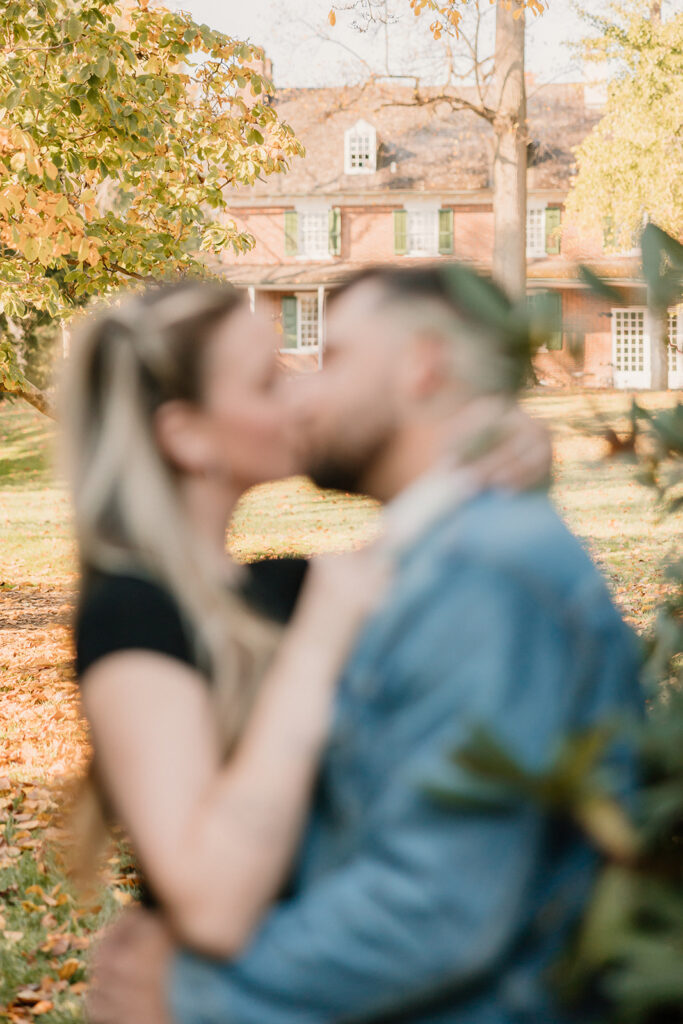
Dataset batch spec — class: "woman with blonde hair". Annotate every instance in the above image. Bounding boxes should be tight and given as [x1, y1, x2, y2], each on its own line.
[65, 279, 386, 955]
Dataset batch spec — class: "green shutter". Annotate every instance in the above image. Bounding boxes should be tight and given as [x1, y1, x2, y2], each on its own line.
[329, 207, 341, 256]
[281, 296, 298, 349]
[528, 291, 562, 351]
[545, 207, 561, 255]
[545, 291, 562, 349]
[394, 209, 407, 255]
[284, 211, 299, 256]
[438, 208, 454, 255]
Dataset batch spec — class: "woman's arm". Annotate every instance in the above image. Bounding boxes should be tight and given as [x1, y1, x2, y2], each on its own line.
[82, 552, 386, 958]
[451, 397, 553, 492]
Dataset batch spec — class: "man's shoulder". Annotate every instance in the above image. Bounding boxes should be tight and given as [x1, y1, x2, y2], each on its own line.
[456, 489, 581, 564]
[420, 489, 616, 622]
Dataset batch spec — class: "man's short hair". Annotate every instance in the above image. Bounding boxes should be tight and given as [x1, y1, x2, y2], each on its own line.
[329, 264, 533, 395]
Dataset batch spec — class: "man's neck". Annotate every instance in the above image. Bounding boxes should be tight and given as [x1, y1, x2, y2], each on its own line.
[362, 415, 461, 505]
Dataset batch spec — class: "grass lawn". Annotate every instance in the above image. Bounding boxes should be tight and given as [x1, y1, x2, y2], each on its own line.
[0, 390, 677, 1021]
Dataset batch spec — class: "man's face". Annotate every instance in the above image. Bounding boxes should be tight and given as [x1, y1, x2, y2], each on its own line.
[290, 280, 406, 496]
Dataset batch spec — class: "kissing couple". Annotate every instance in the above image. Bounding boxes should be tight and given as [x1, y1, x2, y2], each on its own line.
[64, 264, 642, 1024]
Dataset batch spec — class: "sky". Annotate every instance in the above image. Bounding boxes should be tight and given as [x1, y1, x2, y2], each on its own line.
[166, 0, 628, 88]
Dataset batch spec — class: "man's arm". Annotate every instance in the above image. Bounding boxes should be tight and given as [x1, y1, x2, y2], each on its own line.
[170, 562, 584, 1024]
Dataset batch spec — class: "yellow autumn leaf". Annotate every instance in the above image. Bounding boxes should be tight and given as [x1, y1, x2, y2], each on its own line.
[25, 153, 41, 176]
[328, 9, 336, 26]
[32, 1001, 54, 1015]
[58, 958, 81, 981]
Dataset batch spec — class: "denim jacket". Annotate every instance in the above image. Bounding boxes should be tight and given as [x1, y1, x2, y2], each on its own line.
[171, 489, 643, 1024]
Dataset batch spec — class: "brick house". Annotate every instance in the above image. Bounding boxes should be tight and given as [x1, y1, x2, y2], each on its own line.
[219, 79, 683, 389]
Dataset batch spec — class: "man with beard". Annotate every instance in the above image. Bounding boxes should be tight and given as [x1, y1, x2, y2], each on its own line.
[87, 265, 642, 1024]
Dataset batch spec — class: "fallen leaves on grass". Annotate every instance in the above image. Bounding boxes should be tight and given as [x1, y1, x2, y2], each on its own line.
[0, 585, 131, 1022]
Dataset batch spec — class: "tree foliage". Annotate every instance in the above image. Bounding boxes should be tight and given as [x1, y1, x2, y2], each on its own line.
[566, 1, 683, 252]
[0, 0, 303, 405]
[395, 0, 546, 40]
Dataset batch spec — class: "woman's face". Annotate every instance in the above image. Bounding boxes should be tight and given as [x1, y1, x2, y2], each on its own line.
[196, 304, 303, 492]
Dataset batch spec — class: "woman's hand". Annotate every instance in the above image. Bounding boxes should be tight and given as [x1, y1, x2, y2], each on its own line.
[292, 549, 390, 665]
[450, 397, 552, 492]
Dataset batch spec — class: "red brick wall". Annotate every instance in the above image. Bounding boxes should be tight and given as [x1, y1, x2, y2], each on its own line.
[532, 287, 647, 388]
[345, 206, 396, 262]
[222, 203, 651, 389]
[222, 203, 498, 266]
[223, 202, 589, 269]
[222, 209, 291, 265]
[253, 289, 282, 322]
[453, 205, 494, 263]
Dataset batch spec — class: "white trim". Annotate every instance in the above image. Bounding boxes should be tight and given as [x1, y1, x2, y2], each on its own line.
[526, 202, 547, 258]
[668, 306, 683, 389]
[403, 198, 442, 213]
[296, 292, 320, 351]
[294, 199, 330, 212]
[296, 206, 332, 260]
[344, 119, 377, 175]
[612, 307, 651, 389]
[317, 285, 325, 369]
[403, 200, 441, 258]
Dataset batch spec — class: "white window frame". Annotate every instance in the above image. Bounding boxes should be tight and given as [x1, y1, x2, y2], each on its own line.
[296, 203, 331, 260]
[404, 201, 440, 258]
[526, 202, 547, 258]
[344, 119, 377, 175]
[668, 306, 683, 389]
[296, 292, 320, 351]
[612, 307, 651, 389]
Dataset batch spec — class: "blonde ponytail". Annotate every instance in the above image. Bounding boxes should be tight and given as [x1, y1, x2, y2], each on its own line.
[61, 282, 282, 879]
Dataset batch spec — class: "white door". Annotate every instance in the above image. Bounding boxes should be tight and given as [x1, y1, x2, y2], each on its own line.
[668, 307, 683, 389]
[612, 308, 651, 389]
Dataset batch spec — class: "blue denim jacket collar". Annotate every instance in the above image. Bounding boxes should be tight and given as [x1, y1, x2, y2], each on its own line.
[379, 465, 480, 561]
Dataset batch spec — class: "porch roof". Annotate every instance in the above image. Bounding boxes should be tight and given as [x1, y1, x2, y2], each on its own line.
[215, 256, 645, 291]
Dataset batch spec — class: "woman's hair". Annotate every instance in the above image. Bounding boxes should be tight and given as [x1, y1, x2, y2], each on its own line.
[61, 280, 282, 876]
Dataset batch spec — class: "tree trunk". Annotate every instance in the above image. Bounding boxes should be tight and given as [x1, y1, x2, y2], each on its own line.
[491, 0, 527, 300]
[649, 306, 669, 390]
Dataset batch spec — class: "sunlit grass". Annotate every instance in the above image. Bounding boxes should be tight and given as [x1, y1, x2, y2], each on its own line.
[0, 391, 677, 624]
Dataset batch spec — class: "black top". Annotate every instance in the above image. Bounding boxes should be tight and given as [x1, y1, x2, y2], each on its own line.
[75, 557, 308, 908]
[75, 557, 309, 681]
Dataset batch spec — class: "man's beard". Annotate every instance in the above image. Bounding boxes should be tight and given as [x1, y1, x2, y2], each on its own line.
[305, 430, 393, 497]
[307, 456, 366, 496]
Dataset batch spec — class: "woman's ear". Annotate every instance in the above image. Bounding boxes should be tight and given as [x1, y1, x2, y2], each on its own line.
[154, 401, 213, 474]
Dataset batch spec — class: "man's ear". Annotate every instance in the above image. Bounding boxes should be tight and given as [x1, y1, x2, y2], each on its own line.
[154, 401, 212, 474]
[401, 333, 451, 403]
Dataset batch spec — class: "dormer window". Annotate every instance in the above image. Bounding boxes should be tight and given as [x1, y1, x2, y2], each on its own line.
[344, 119, 377, 175]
